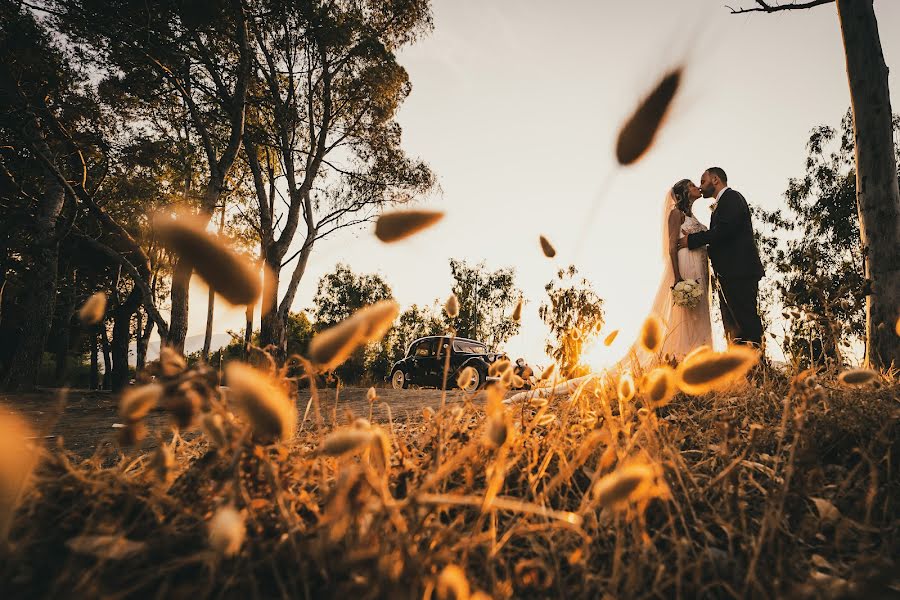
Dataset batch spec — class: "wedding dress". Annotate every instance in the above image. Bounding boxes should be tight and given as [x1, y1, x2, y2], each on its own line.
[625, 190, 713, 370]
[505, 191, 715, 405]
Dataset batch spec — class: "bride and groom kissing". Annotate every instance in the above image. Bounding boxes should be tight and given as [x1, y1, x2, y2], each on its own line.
[641, 166, 765, 363]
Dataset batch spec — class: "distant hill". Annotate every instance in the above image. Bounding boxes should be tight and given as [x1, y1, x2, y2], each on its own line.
[128, 333, 233, 365]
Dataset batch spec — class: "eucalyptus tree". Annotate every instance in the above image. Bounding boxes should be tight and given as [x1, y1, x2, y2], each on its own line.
[241, 0, 435, 352]
[731, 0, 899, 367]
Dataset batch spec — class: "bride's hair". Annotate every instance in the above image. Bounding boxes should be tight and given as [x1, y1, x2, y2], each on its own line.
[671, 179, 693, 216]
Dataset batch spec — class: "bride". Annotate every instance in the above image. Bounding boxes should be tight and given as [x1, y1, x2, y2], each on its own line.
[627, 178, 713, 368]
[506, 179, 715, 403]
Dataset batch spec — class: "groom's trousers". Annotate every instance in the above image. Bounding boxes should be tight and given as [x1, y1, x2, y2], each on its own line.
[717, 276, 763, 346]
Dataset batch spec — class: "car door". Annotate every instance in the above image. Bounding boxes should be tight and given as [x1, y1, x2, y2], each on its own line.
[430, 337, 452, 385]
[408, 339, 435, 386]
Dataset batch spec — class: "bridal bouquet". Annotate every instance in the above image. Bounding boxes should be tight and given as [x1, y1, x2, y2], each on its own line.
[672, 279, 702, 308]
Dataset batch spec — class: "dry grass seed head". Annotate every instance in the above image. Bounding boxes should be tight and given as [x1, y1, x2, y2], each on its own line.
[367, 386, 377, 402]
[150, 443, 175, 483]
[208, 505, 246, 557]
[436, 564, 470, 600]
[640, 315, 664, 353]
[456, 366, 476, 389]
[604, 330, 619, 346]
[615, 67, 682, 165]
[0, 411, 38, 539]
[201, 413, 228, 449]
[489, 359, 510, 377]
[592, 463, 655, 509]
[119, 384, 163, 422]
[643, 366, 676, 408]
[308, 316, 366, 372]
[675, 346, 759, 395]
[78, 292, 107, 325]
[225, 362, 296, 443]
[539, 235, 556, 258]
[618, 372, 636, 402]
[154, 212, 261, 305]
[486, 415, 508, 448]
[159, 347, 187, 378]
[444, 293, 459, 319]
[540, 363, 556, 380]
[320, 428, 375, 457]
[837, 368, 880, 386]
[374, 209, 444, 243]
[353, 300, 400, 343]
[512, 298, 523, 322]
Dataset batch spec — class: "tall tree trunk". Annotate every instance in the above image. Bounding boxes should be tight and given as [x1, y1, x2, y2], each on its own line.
[243, 302, 254, 358]
[100, 323, 112, 390]
[258, 254, 284, 352]
[837, 0, 900, 368]
[3, 166, 64, 391]
[111, 288, 141, 392]
[136, 310, 154, 371]
[202, 286, 215, 361]
[54, 269, 76, 384]
[167, 258, 192, 353]
[90, 330, 99, 390]
[202, 206, 226, 361]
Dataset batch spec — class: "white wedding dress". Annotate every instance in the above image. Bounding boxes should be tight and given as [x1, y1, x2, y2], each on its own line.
[624, 191, 713, 370]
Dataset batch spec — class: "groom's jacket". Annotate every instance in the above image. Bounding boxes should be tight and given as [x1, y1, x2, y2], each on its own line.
[687, 188, 764, 280]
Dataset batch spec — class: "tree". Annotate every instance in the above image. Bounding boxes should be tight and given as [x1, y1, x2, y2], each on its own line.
[731, 0, 900, 367]
[50, 0, 252, 353]
[241, 0, 436, 352]
[755, 112, 899, 368]
[311, 263, 393, 382]
[539, 265, 605, 379]
[446, 259, 521, 350]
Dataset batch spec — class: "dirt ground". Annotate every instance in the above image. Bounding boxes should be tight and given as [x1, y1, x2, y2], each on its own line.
[0, 386, 499, 457]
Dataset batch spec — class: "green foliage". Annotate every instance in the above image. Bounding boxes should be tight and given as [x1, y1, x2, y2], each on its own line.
[445, 259, 521, 350]
[383, 303, 445, 363]
[312, 263, 394, 383]
[755, 111, 900, 368]
[539, 265, 605, 379]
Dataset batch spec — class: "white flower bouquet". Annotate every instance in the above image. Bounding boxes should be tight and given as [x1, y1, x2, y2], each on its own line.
[672, 278, 703, 308]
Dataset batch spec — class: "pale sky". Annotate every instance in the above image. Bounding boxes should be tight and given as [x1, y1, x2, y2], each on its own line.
[176, 0, 900, 369]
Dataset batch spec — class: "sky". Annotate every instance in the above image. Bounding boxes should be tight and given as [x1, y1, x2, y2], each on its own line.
[176, 0, 900, 369]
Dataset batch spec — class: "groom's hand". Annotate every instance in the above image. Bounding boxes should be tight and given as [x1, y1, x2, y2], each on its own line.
[677, 235, 689, 250]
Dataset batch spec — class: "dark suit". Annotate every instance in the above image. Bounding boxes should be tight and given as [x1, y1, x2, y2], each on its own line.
[687, 188, 764, 346]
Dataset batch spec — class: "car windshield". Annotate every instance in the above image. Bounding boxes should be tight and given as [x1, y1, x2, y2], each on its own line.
[453, 340, 487, 354]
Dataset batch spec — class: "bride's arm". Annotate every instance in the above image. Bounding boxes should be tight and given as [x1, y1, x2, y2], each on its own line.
[667, 209, 684, 284]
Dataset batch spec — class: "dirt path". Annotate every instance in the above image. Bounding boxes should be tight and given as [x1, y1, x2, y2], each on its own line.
[0, 386, 499, 457]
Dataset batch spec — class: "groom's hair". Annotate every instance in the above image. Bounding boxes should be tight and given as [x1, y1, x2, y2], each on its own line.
[706, 167, 728, 184]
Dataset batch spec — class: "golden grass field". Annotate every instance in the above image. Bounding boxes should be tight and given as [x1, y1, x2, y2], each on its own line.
[0, 346, 897, 599]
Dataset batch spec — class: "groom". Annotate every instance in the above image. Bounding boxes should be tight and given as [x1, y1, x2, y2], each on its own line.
[678, 167, 765, 346]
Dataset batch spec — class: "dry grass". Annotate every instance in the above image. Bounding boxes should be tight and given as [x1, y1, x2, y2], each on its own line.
[0, 359, 897, 599]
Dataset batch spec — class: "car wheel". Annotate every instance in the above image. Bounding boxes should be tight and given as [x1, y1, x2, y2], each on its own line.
[391, 369, 407, 390]
[459, 367, 483, 393]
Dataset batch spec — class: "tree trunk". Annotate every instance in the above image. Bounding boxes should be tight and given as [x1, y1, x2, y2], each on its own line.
[111, 288, 141, 392]
[167, 257, 192, 353]
[243, 302, 254, 358]
[136, 309, 154, 371]
[100, 323, 112, 390]
[837, 0, 900, 368]
[201, 206, 226, 362]
[90, 330, 99, 390]
[3, 166, 64, 391]
[258, 255, 284, 352]
[53, 267, 76, 384]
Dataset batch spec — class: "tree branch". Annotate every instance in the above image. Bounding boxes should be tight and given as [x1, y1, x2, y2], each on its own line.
[726, 0, 834, 14]
[74, 234, 170, 338]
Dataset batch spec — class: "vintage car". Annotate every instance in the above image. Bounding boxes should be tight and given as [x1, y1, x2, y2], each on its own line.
[389, 336, 507, 392]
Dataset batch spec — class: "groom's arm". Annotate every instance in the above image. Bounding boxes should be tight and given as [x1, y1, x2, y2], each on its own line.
[687, 192, 743, 249]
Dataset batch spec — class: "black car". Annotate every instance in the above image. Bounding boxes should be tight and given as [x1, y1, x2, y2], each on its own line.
[389, 336, 506, 391]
